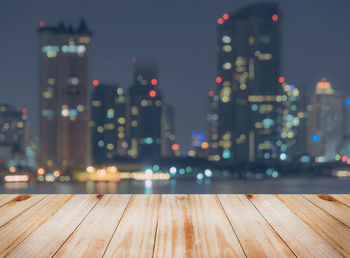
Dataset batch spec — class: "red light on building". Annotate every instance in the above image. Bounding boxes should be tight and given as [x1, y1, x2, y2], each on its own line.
[39, 21, 45, 27]
[272, 14, 279, 21]
[216, 76, 223, 83]
[131, 57, 137, 63]
[217, 18, 224, 25]
[278, 76, 285, 83]
[151, 78, 158, 86]
[93, 80, 100, 87]
[223, 13, 229, 20]
[149, 90, 157, 98]
[209, 91, 215, 97]
[341, 155, 348, 162]
[171, 144, 180, 151]
[21, 108, 28, 114]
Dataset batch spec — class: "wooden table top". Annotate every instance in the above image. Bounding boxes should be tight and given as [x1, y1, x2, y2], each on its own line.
[0, 194, 349, 257]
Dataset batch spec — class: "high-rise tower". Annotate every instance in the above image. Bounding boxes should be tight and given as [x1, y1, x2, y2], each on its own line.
[127, 60, 162, 161]
[216, 3, 282, 162]
[38, 20, 91, 170]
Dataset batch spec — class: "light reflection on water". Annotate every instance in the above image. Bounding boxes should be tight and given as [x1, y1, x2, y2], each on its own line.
[0, 177, 350, 194]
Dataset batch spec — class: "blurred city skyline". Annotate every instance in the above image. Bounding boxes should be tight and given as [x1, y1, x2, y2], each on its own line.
[1, 0, 350, 151]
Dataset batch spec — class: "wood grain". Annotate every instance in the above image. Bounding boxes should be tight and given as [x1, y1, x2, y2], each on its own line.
[330, 194, 350, 207]
[277, 194, 350, 257]
[188, 195, 245, 258]
[0, 194, 73, 257]
[0, 194, 349, 258]
[153, 195, 195, 258]
[0, 195, 20, 207]
[6, 195, 101, 258]
[0, 194, 46, 228]
[103, 195, 161, 258]
[54, 194, 131, 258]
[218, 194, 294, 257]
[303, 194, 350, 227]
[248, 194, 342, 257]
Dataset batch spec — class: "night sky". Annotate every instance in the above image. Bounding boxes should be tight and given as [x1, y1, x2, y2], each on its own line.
[1, 0, 349, 151]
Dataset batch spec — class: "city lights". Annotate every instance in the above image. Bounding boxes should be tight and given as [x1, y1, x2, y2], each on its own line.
[197, 173, 204, 180]
[169, 166, 177, 175]
[93, 80, 100, 86]
[278, 76, 285, 83]
[312, 134, 320, 142]
[222, 13, 229, 20]
[149, 90, 157, 98]
[2, 3, 349, 195]
[151, 78, 158, 86]
[171, 144, 180, 151]
[204, 169, 213, 177]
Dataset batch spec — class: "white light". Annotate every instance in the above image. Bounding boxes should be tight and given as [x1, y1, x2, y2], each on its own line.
[169, 166, 177, 175]
[197, 173, 204, 180]
[145, 179, 152, 188]
[280, 153, 287, 161]
[145, 169, 153, 179]
[87, 166, 95, 173]
[204, 169, 213, 177]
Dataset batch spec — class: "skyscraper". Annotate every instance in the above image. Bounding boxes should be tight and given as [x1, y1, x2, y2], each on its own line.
[91, 83, 128, 164]
[127, 60, 162, 160]
[306, 78, 344, 161]
[0, 104, 30, 168]
[38, 20, 91, 170]
[215, 3, 282, 162]
[207, 91, 220, 161]
[161, 104, 175, 158]
[0, 104, 29, 150]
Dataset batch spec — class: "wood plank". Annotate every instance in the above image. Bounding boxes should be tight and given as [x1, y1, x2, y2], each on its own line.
[6, 194, 101, 258]
[0, 194, 73, 257]
[330, 194, 350, 207]
[188, 195, 245, 258]
[248, 194, 342, 258]
[0, 194, 46, 227]
[54, 194, 131, 258]
[153, 195, 195, 258]
[103, 195, 161, 258]
[277, 194, 350, 257]
[218, 194, 294, 257]
[0, 195, 20, 207]
[303, 194, 350, 227]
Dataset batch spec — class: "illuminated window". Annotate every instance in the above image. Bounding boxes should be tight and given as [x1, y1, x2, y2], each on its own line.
[222, 35, 231, 44]
[118, 117, 125, 124]
[222, 45, 232, 52]
[131, 120, 138, 127]
[47, 78, 55, 85]
[92, 100, 101, 107]
[107, 109, 114, 119]
[222, 62, 232, 70]
[131, 106, 139, 115]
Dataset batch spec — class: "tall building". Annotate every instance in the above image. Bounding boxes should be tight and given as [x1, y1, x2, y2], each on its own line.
[0, 104, 30, 168]
[278, 82, 307, 160]
[207, 91, 220, 161]
[38, 20, 92, 170]
[161, 104, 175, 158]
[127, 60, 162, 161]
[0, 104, 29, 149]
[215, 3, 282, 162]
[306, 78, 344, 161]
[91, 83, 128, 164]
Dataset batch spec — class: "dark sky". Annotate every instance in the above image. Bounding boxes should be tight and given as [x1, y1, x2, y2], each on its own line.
[1, 0, 349, 151]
